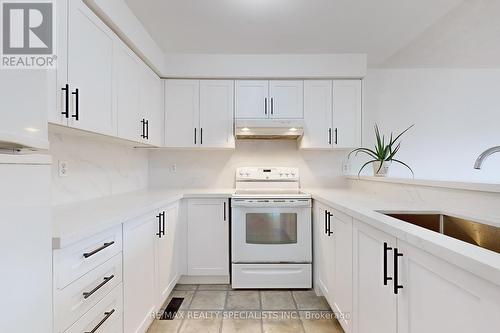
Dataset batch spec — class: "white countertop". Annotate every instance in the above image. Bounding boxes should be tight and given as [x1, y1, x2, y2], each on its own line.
[307, 188, 500, 287]
[52, 188, 234, 249]
[52, 187, 500, 286]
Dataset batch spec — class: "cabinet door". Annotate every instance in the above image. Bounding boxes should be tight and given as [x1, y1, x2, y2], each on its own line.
[313, 202, 332, 299]
[187, 199, 229, 276]
[114, 40, 142, 143]
[235, 80, 269, 119]
[157, 204, 179, 306]
[352, 220, 397, 333]
[140, 65, 163, 146]
[123, 214, 157, 333]
[332, 80, 362, 148]
[300, 80, 333, 149]
[269, 80, 304, 119]
[199, 80, 235, 148]
[165, 80, 200, 147]
[67, 0, 115, 135]
[330, 210, 353, 333]
[397, 240, 500, 333]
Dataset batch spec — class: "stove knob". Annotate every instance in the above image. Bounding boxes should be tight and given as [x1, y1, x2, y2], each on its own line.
[285, 173, 289, 177]
[239, 171, 243, 176]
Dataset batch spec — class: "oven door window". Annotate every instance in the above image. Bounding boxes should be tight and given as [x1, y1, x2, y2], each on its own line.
[246, 213, 298, 244]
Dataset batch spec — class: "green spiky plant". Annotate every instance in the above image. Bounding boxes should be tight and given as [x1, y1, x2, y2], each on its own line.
[349, 124, 415, 177]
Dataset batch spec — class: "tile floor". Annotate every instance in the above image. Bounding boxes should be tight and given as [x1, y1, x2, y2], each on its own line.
[147, 284, 345, 333]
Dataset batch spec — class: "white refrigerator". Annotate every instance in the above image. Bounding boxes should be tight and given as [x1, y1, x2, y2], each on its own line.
[0, 70, 52, 333]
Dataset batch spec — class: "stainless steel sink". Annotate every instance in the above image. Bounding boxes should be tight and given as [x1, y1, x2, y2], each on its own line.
[380, 212, 500, 254]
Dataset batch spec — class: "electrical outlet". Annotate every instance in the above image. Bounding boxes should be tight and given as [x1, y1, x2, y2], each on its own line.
[342, 159, 351, 175]
[58, 161, 68, 177]
[170, 164, 177, 173]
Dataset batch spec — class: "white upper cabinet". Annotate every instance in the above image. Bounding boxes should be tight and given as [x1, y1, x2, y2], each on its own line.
[199, 80, 235, 148]
[235, 80, 304, 119]
[139, 64, 164, 146]
[187, 199, 229, 277]
[332, 80, 362, 148]
[165, 80, 235, 148]
[114, 41, 141, 143]
[300, 79, 362, 149]
[352, 220, 397, 333]
[235, 80, 269, 119]
[300, 80, 333, 149]
[165, 80, 200, 148]
[396, 240, 500, 333]
[66, 0, 115, 135]
[269, 80, 304, 119]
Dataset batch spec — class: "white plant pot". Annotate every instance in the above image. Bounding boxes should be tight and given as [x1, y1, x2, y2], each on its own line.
[373, 161, 391, 177]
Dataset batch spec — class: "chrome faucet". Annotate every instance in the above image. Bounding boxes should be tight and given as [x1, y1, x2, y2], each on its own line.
[474, 146, 500, 169]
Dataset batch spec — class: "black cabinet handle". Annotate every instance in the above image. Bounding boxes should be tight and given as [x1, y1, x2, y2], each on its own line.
[71, 88, 79, 121]
[61, 84, 69, 118]
[271, 97, 274, 115]
[334, 128, 338, 145]
[223, 202, 227, 221]
[162, 211, 166, 236]
[145, 120, 149, 140]
[383, 242, 393, 286]
[393, 248, 404, 294]
[324, 210, 328, 234]
[83, 275, 115, 300]
[194, 128, 197, 144]
[83, 241, 115, 259]
[200, 128, 203, 145]
[328, 128, 332, 145]
[327, 211, 334, 236]
[84, 309, 115, 333]
[156, 212, 163, 238]
[140, 119, 146, 139]
[265, 98, 268, 115]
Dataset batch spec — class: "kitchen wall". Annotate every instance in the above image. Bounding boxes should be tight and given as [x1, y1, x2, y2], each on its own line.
[149, 140, 348, 189]
[361, 68, 500, 183]
[49, 131, 149, 205]
[360, 0, 500, 184]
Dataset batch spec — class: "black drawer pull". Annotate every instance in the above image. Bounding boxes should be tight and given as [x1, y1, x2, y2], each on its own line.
[85, 309, 115, 333]
[83, 275, 115, 300]
[393, 248, 404, 294]
[83, 241, 115, 259]
[71, 88, 79, 121]
[383, 242, 393, 285]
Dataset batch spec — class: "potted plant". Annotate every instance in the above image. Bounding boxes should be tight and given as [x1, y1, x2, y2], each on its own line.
[349, 124, 414, 177]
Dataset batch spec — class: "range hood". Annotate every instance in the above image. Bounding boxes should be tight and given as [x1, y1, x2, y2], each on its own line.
[235, 120, 304, 140]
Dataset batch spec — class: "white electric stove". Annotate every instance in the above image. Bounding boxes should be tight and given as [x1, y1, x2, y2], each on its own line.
[231, 167, 312, 289]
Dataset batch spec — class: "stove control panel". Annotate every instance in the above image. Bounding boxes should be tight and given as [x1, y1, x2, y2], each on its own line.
[236, 167, 299, 181]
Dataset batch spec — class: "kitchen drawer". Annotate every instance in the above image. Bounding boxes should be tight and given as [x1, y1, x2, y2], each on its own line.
[232, 263, 312, 289]
[55, 254, 122, 332]
[63, 284, 123, 333]
[54, 225, 122, 289]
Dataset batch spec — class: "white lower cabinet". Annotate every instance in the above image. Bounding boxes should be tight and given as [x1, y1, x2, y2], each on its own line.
[352, 220, 397, 333]
[123, 213, 157, 333]
[187, 198, 229, 276]
[313, 201, 333, 299]
[396, 240, 500, 333]
[64, 284, 123, 333]
[330, 210, 353, 333]
[156, 203, 180, 306]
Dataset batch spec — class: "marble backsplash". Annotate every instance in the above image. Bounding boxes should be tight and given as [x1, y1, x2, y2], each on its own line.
[149, 140, 350, 189]
[49, 132, 149, 205]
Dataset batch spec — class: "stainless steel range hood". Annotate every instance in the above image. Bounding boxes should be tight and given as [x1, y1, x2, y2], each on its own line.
[235, 120, 304, 140]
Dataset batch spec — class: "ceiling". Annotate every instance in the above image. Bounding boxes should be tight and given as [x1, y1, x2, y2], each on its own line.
[124, 0, 464, 65]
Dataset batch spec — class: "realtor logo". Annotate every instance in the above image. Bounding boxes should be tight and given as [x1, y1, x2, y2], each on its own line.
[1, 0, 56, 69]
